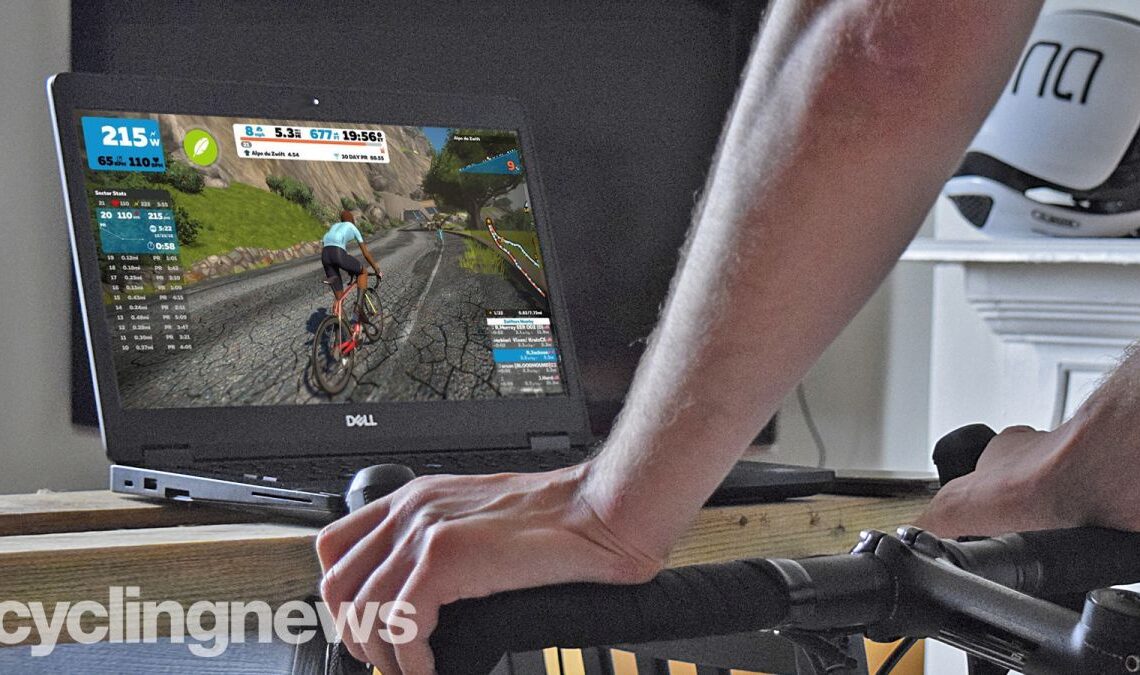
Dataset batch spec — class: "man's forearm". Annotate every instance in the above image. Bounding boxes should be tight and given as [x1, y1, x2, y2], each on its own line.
[583, 0, 1045, 560]
[1077, 344, 1140, 432]
[1048, 344, 1140, 530]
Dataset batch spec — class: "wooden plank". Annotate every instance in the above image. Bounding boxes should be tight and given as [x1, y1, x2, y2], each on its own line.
[0, 490, 260, 536]
[0, 491, 928, 560]
[0, 523, 320, 643]
[668, 494, 929, 566]
[0, 521, 318, 554]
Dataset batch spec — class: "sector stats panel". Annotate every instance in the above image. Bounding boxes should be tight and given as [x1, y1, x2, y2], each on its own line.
[93, 188, 191, 356]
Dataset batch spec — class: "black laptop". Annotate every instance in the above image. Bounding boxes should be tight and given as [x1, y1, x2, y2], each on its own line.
[48, 72, 833, 521]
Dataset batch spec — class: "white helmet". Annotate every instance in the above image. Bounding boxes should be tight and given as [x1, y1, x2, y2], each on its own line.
[944, 10, 1140, 238]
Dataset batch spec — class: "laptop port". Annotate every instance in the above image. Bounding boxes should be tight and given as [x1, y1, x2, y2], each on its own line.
[251, 491, 313, 504]
[143, 477, 157, 490]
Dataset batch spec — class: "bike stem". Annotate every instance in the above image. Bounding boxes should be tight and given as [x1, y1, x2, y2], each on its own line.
[771, 527, 1140, 674]
[864, 529, 1079, 673]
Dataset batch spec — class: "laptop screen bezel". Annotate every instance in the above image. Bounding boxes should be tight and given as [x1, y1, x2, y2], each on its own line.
[49, 72, 593, 464]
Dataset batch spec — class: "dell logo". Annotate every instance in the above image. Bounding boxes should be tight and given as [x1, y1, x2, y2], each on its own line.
[345, 414, 377, 428]
[1012, 41, 1104, 105]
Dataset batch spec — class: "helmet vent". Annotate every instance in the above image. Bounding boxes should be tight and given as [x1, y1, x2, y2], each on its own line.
[950, 195, 995, 228]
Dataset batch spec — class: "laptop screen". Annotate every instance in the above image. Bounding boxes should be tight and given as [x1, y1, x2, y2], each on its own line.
[73, 111, 566, 409]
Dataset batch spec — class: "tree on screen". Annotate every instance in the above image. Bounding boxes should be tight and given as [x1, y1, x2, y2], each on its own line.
[421, 129, 523, 230]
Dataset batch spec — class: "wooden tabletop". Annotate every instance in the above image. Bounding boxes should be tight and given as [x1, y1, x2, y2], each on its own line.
[0, 490, 930, 643]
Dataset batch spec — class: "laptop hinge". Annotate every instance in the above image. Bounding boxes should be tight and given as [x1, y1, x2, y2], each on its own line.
[141, 444, 194, 468]
[528, 433, 571, 451]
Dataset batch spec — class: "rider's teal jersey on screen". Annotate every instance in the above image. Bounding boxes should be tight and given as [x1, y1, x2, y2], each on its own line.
[322, 221, 363, 250]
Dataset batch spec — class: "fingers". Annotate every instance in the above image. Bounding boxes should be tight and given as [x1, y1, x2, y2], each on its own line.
[320, 514, 402, 614]
[348, 519, 462, 674]
[318, 502, 399, 668]
[999, 424, 1038, 435]
[313, 468, 609, 675]
[316, 497, 392, 571]
[975, 425, 1046, 466]
[328, 552, 412, 670]
[919, 423, 1069, 537]
[394, 639, 436, 675]
[351, 553, 416, 673]
[914, 479, 1008, 538]
[912, 486, 962, 537]
[391, 559, 444, 675]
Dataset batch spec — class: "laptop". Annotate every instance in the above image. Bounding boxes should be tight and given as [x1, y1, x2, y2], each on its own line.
[48, 72, 833, 522]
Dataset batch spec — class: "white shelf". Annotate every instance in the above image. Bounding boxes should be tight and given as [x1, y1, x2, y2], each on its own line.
[900, 237, 1140, 265]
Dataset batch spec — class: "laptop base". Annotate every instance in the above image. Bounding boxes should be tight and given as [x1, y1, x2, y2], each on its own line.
[113, 455, 835, 523]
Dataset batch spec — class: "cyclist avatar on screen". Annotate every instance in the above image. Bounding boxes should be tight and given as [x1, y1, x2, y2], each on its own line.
[321, 210, 381, 314]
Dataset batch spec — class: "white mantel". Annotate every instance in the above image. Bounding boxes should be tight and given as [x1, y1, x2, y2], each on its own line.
[903, 237, 1140, 266]
[903, 236, 1140, 442]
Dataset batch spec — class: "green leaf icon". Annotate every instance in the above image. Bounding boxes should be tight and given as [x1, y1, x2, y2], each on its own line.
[183, 129, 218, 166]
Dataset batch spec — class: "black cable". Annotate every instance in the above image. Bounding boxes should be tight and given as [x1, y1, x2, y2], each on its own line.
[874, 637, 918, 675]
[796, 381, 828, 468]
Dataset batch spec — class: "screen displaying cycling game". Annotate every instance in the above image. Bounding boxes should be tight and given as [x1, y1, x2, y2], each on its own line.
[76, 110, 565, 408]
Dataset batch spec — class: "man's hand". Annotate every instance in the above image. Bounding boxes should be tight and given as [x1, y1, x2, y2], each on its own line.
[916, 425, 1070, 537]
[916, 413, 1140, 538]
[316, 463, 662, 674]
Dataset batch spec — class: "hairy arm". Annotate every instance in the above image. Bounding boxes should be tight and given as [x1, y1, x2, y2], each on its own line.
[584, 0, 1044, 561]
[316, 2, 1044, 672]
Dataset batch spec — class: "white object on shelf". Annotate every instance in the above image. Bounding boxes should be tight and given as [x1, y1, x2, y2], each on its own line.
[902, 236, 1140, 265]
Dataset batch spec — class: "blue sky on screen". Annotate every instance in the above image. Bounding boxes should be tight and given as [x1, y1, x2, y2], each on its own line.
[422, 127, 451, 154]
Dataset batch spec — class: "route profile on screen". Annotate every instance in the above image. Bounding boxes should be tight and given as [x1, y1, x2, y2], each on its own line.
[76, 111, 565, 409]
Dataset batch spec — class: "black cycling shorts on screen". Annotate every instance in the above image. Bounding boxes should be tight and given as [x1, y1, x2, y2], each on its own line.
[321, 245, 363, 293]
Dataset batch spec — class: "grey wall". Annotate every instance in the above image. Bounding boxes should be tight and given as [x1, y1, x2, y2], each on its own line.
[777, 235, 935, 473]
[0, 0, 107, 493]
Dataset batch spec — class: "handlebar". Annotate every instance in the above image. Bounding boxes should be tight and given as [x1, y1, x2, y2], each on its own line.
[431, 558, 798, 673]
[331, 426, 1140, 674]
[428, 423, 1140, 674]
[430, 526, 1140, 674]
[353, 273, 381, 290]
